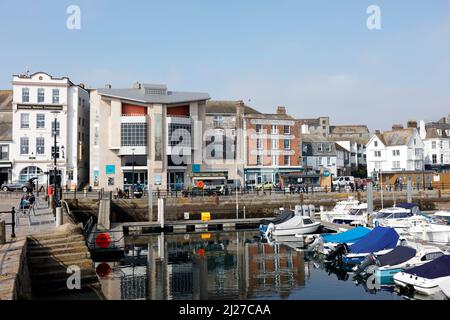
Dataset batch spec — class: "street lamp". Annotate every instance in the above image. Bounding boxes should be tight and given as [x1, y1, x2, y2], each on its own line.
[51, 111, 60, 210]
[132, 148, 135, 199]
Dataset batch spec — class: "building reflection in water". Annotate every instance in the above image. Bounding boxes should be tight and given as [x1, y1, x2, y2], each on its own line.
[99, 231, 312, 300]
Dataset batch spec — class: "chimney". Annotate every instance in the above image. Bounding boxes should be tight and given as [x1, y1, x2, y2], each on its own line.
[392, 124, 404, 131]
[105, 84, 112, 89]
[79, 83, 85, 89]
[277, 106, 286, 115]
[132, 81, 141, 89]
[374, 130, 381, 134]
[407, 120, 417, 128]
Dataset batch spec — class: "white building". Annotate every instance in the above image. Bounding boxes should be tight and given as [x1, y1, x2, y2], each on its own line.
[419, 117, 450, 171]
[366, 124, 424, 177]
[11, 72, 89, 189]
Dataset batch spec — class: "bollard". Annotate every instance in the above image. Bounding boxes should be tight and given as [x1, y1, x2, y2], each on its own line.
[84, 188, 87, 198]
[0, 220, 5, 244]
[55, 207, 63, 226]
[10, 207, 15, 238]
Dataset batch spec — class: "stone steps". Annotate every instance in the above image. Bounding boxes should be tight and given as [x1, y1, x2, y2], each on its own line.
[28, 251, 91, 265]
[31, 268, 97, 281]
[28, 245, 89, 257]
[26, 226, 103, 299]
[28, 233, 85, 244]
[29, 258, 94, 273]
[28, 239, 86, 250]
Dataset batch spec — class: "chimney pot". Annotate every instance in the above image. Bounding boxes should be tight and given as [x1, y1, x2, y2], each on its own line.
[407, 120, 417, 128]
[277, 106, 286, 114]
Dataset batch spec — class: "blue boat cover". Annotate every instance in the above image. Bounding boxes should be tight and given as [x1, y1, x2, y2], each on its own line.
[397, 203, 419, 210]
[349, 226, 399, 254]
[377, 246, 416, 266]
[322, 226, 371, 244]
[405, 255, 450, 279]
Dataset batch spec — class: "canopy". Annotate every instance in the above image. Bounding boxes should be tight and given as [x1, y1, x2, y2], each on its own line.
[397, 203, 419, 209]
[377, 246, 417, 266]
[321, 227, 371, 244]
[405, 255, 450, 279]
[349, 226, 399, 254]
[260, 211, 295, 226]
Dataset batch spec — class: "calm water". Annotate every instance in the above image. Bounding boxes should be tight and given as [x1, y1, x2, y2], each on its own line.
[96, 231, 405, 300]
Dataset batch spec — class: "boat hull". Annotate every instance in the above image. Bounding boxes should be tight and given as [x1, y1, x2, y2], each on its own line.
[394, 272, 450, 296]
[273, 222, 321, 236]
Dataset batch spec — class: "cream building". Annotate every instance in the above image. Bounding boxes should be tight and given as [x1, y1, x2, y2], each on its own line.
[89, 82, 209, 191]
[11, 72, 89, 189]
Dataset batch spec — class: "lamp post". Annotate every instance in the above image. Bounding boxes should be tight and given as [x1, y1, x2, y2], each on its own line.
[132, 148, 135, 199]
[51, 111, 60, 210]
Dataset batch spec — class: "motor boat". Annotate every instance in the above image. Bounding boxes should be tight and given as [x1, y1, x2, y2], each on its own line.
[355, 244, 446, 285]
[407, 211, 450, 244]
[326, 226, 400, 266]
[259, 209, 295, 234]
[394, 255, 450, 296]
[316, 226, 372, 255]
[322, 226, 372, 244]
[372, 203, 428, 231]
[320, 197, 365, 223]
[266, 216, 321, 237]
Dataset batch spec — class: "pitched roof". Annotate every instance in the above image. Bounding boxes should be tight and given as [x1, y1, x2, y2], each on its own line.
[244, 112, 296, 121]
[206, 100, 260, 115]
[376, 128, 416, 146]
[330, 125, 369, 134]
[97, 86, 210, 104]
[329, 135, 369, 145]
[425, 127, 449, 139]
[302, 134, 333, 143]
[0, 90, 13, 111]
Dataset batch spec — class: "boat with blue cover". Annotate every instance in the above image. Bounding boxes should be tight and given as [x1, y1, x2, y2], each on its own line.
[322, 226, 371, 244]
[354, 245, 446, 285]
[394, 255, 450, 295]
[325, 227, 400, 267]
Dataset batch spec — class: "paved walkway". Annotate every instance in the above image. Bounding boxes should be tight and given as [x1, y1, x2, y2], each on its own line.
[0, 196, 56, 241]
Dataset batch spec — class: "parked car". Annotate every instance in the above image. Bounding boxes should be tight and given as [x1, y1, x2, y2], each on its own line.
[332, 176, 355, 188]
[1, 178, 36, 192]
[182, 187, 215, 197]
[256, 181, 275, 191]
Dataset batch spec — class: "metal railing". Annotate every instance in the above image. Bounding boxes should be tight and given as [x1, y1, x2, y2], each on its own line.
[53, 182, 450, 201]
[0, 207, 16, 239]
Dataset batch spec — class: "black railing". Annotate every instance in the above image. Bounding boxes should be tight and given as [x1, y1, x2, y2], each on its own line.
[52, 182, 450, 200]
[0, 207, 16, 238]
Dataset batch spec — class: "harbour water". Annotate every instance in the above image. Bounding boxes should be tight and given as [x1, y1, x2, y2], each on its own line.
[95, 231, 409, 300]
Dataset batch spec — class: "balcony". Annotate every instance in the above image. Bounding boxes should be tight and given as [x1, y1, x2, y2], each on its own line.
[121, 114, 148, 123]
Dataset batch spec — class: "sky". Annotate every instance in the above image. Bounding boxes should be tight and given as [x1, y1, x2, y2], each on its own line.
[0, 0, 449, 130]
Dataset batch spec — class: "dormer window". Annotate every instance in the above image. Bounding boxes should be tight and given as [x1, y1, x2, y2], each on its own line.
[437, 129, 442, 136]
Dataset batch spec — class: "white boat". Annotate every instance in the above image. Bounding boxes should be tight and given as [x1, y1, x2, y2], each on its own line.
[394, 255, 450, 296]
[356, 243, 447, 285]
[328, 203, 368, 226]
[267, 216, 321, 237]
[407, 211, 450, 244]
[439, 278, 450, 299]
[372, 205, 428, 231]
[320, 197, 366, 224]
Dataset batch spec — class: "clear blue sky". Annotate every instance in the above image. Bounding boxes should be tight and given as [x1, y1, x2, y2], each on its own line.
[1, 0, 449, 130]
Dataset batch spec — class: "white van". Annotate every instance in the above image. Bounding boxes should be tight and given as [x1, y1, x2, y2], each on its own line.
[332, 176, 355, 187]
